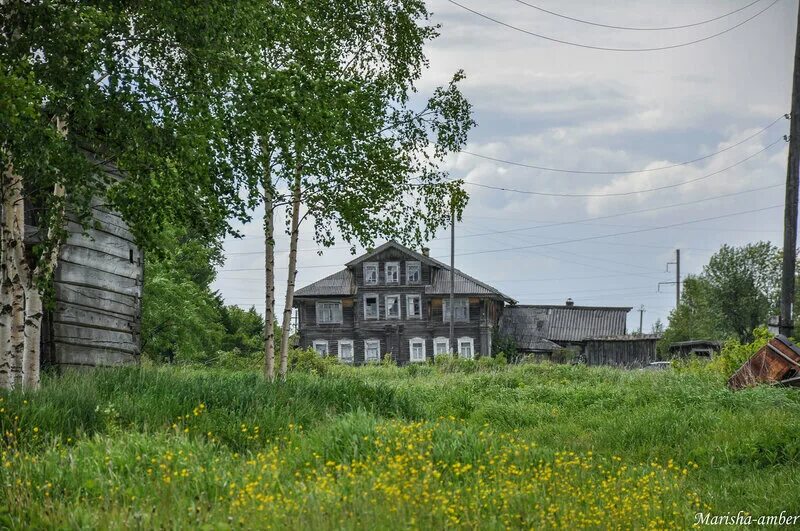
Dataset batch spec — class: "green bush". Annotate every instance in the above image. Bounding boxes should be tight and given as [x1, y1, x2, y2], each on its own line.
[288, 348, 339, 376]
[673, 327, 772, 379]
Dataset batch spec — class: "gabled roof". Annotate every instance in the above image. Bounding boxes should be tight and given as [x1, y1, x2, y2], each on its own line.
[500, 304, 630, 348]
[294, 269, 355, 297]
[297, 240, 514, 302]
[345, 240, 444, 268]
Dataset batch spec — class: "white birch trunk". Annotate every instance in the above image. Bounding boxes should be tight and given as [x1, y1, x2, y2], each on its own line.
[0, 160, 16, 390]
[279, 162, 302, 381]
[3, 160, 26, 387]
[263, 165, 276, 383]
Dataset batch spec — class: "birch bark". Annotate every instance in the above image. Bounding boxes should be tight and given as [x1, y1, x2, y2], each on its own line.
[262, 159, 276, 382]
[278, 161, 302, 381]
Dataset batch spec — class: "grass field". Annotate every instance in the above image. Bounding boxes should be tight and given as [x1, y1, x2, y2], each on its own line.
[1, 361, 799, 529]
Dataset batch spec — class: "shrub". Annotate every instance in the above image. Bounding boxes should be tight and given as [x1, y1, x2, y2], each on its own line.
[288, 348, 339, 376]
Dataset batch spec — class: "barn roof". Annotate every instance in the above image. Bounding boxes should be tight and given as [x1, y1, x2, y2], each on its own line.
[500, 304, 631, 351]
[294, 269, 355, 297]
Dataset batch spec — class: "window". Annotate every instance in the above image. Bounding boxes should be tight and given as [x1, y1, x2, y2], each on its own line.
[406, 261, 421, 284]
[443, 298, 469, 322]
[434, 337, 450, 357]
[406, 294, 422, 319]
[338, 340, 354, 364]
[385, 262, 399, 284]
[312, 340, 329, 356]
[364, 339, 381, 362]
[316, 301, 342, 324]
[385, 294, 400, 319]
[364, 262, 378, 285]
[364, 294, 379, 320]
[458, 337, 474, 359]
[409, 337, 426, 363]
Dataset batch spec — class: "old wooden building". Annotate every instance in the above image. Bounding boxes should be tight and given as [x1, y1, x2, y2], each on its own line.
[294, 241, 515, 364]
[498, 301, 657, 366]
[499, 300, 631, 355]
[26, 158, 143, 369]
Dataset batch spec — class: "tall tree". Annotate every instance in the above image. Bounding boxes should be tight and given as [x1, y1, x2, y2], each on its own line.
[0, 1, 267, 389]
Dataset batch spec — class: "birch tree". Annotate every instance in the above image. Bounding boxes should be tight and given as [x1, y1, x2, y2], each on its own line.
[0, 1, 266, 389]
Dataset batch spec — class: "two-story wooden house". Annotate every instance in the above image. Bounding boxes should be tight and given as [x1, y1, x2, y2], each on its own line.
[294, 241, 515, 364]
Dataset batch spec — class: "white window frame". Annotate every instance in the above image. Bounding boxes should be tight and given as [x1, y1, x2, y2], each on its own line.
[315, 301, 343, 324]
[338, 340, 354, 364]
[312, 340, 329, 356]
[458, 337, 474, 360]
[406, 261, 421, 284]
[363, 293, 379, 320]
[364, 339, 381, 362]
[434, 337, 450, 357]
[385, 262, 400, 284]
[385, 294, 401, 319]
[443, 298, 469, 322]
[363, 262, 379, 285]
[409, 337, 426, 363]
[406, 294, 422, 319]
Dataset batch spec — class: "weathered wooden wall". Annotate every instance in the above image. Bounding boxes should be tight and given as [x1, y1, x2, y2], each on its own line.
[583, 337, 657, 367]
[32, 156, 143, 368]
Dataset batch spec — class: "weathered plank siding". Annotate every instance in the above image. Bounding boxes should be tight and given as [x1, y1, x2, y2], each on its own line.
[47, 191, 142, 368]
[583, 337, 658, 367]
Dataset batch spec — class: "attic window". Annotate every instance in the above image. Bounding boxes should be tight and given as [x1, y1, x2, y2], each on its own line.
[364, 262, 378, 285]
[406, 261, 421, 284]
[385, 262, 399, 284]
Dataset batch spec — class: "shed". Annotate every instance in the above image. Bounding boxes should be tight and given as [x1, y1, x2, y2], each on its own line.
[24, 156, 143, 369]
[584, 335, 660, 367]
[668, 340, 722, 359]
[500, 301, 631, 354]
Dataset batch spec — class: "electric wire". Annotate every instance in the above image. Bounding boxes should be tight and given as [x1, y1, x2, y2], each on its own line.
[446, 0, 781, 52]
[459, 114, 787, 175]
[509, 0, 765, 31]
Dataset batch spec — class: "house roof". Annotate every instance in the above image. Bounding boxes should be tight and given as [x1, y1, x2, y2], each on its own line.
[295, 240, 514, 302]
[500, 304, 631, 350]
[294, 269, 355, 297]
[426, 269, 515, 302]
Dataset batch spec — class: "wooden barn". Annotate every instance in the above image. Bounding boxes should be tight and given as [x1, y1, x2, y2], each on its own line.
[24, 157, 143, 370]
[583, 335, 660, 367]
[499, 300, 659, 366]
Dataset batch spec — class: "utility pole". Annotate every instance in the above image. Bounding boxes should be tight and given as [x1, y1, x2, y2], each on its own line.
[779, 1, 800, 337]
[638, 305, 645, 335]
[659, 249, 681, 308]
[449, 200, 455, 354]
[676, 249, 681, 306]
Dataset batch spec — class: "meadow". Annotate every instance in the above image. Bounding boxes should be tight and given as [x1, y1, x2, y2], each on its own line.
[1, 360, 799, 529]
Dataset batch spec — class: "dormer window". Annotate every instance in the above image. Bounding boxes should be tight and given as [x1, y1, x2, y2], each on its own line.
[364, 262, 378, 285]
[406, 261, 421, 284]
[385, 262, 399, 284]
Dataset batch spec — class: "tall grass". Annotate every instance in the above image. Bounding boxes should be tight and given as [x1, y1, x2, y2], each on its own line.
[1, 363, 799, 528]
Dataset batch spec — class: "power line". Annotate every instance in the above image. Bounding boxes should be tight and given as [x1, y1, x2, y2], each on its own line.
[455, 182, 784, 238]
[510, 0, 765, 32]
[455, 204, 783, 258]
[459, 114, 786, 175]
[218, 203, 782, 272]
[460, 137, 786, 197]
[446, 0, 782, 52]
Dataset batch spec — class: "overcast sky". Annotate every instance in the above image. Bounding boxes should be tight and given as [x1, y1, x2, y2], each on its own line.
[213, 0, 795, 333]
